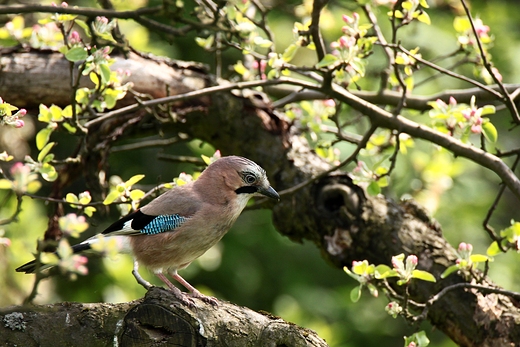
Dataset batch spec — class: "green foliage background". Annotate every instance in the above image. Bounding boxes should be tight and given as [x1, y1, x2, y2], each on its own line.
[1, 0, 520, 346]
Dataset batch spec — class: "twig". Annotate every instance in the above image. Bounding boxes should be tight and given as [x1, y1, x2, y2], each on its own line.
[0, 193, 23, 226]
[460, 0, 520, 123]
[309, 0, 328, 62]
[277, 123, 378, 197]
[417, 282, 520, 322]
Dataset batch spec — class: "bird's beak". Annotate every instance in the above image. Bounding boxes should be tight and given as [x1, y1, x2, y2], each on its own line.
[258, 185, 280, 201]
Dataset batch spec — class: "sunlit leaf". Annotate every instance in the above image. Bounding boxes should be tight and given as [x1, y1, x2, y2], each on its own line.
[315, 54, 338, 69]
[470, 254, 490, 263]
[129, 189, 145, 201]
[103, 190, 121, 205]
[36, 128, 53, 150]
[124, 174, 145, 188]
[412, 269, 436, 282]
[417, 12, 431, 25]
[65, 47, 88, 62]
[440, 264, 459, 279]
[0, 179, 12, 189]
[282, 44, 298, 63]
[37, 142, 55, 162]
[482, 121, 498, 143]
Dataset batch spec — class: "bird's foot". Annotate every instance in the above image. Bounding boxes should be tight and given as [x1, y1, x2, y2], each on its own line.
[188, 289, 219, 306]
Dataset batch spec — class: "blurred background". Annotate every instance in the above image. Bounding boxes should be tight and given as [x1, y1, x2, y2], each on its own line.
[2, 0, 520, 346]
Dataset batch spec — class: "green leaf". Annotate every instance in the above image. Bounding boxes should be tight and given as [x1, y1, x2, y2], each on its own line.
[99, 63, 112, 84]
[374, 265, 396, 279]
[40, 163, 58, 182]
[84, 206, 96, 217]
[38, 142, 55, 162]
[233, 61, 248, 76]
[417, 12, 431, 25]
[65, 47, 88, 62]
[201, 155, 212, 165]
[124, 174, 145, 188]
[315, 54, 339, 69]
[453, 17, 471, 33]
[62, 123, 77, 134]
[367, 181, 381, 196]
[103, 190, 121, 205]
[65, 193, 79, 204]
[38, 104, 52, 123]
[486, 241, 502, 256]
[129, 189, 145, 201]
[482, 121, 498, 143]
[470, 254, 490, 263]
[281, 44, 298, 63]
[0, 179, 13, 189]
[350, 285, 362, 303]
[440, 264, 459, 279]
[480, 105, 496, 116]
[411, 269, 436, 282]
[36, 127, 53, 150]
[49, 104, 63, 122]
[75, 19, 91, 37]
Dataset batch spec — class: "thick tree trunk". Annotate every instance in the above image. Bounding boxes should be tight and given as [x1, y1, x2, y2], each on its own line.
[1, 49, 520, 346]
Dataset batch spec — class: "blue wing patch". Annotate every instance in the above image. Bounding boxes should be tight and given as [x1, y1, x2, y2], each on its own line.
[140, 214, 187, 235]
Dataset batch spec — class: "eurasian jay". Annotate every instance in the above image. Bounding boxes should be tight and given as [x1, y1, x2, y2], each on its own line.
[16, 156, 280, 306]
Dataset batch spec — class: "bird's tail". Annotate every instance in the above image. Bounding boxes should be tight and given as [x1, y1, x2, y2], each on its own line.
[15, 242, 92, 274]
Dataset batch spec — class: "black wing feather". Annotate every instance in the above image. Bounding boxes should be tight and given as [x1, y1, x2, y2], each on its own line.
[102, 209, 156, 235]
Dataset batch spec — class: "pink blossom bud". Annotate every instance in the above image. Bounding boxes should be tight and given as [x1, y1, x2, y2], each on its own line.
[323, 99, 335, 107]
[342, 14, 354, 24]
[406, 254, 418, 266]
[339, 36, 356, 49]
[96, 16, 109, 25]
[435, 98, 447, 108]
[474, 19, 490, 37]
[17, 109, 27, 117]
[352, 260, 363, 268]
[14, 120, 24, 128]
[449, 96, 457, 106]
[471, 124, 482, 134]
[69, 31, 80, 44]
[10, 162, 29, 175]
[51, 2, 57, 6]
[330, 41, 340, 49]
[458, 242, 467, 251]
[407, 342, 417, 347]
[391, 257, 400, 269]
[491, 67, 502, 82]
[61, 2, 68, 7]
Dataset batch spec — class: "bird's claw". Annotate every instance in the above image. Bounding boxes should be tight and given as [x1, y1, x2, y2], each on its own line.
[190, 291, 219, 306]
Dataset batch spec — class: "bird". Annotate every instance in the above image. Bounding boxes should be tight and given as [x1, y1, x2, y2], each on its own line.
[16, 155, 280, 306]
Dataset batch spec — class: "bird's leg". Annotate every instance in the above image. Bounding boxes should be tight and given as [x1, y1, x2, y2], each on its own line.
[170, 271, 218, 306]
[132, 259, 152, 290]
[154, 272, 196, 307]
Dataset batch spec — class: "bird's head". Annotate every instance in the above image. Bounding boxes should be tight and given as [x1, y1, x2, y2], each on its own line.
[201, 156, 280, 202]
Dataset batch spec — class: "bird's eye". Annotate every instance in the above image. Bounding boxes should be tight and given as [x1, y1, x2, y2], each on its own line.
[244, 173, 256, 184]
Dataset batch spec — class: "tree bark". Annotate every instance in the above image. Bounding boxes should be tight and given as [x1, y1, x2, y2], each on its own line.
[1, 287, 327, 346]
[2, 49, 520, 347]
